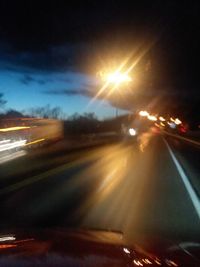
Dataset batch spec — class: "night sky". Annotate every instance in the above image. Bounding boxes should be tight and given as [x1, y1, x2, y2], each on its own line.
[0, 1, 199, 120]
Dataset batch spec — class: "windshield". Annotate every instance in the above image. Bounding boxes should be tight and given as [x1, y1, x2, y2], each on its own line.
[0, 1, 200, 251]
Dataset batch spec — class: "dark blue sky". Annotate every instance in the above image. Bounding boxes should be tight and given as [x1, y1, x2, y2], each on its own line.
[0, 42, 129, 119]
[0, 1, 199, 121]
[0, 64, 122, 119]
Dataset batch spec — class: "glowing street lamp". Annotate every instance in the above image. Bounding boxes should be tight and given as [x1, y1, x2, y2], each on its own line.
[103, 70, 132, 86]
[100, 69, 132, 117]
[97, 63, 133, 118]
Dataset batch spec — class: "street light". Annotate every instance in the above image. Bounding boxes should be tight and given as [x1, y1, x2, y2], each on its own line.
[105, 71, 132, 85]
[101, 70, 132, 117]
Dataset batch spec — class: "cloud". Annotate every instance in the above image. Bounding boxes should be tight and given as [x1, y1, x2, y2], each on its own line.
[19, 74, 47, 85]
[20, 74, 34, 85]
[43, 73, 97, 98]
[0, 42, 198, 117]
[0, 42, 92, 74]
[44, 88, 93, 97]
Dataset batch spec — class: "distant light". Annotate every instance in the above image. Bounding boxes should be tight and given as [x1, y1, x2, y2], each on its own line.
[159, 116, 165, 122]
[160, 122, 165, 127]
[0, 126, 30, 132]
[168, 122, 176, 129]
[133, 260, 143, 266]
[142, 258, 153, 264]
[174, 118, 182, 125]
[170, 117, 175, 122]
[139, 110, 149, 117]
[147, 115, 157, 121]
[180, 126, 187, 133]
[129, 128, 137, 136]
[165, 259, 178, 266]
[154, 259, 162, 265]
[123, 247, 130, 254]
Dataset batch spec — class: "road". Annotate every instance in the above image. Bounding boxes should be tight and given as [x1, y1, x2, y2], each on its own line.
[0, 133, 200, 246]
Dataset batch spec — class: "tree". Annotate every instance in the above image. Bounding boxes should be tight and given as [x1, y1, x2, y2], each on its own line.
[83, 112, 97, 120]
[68, 113, 80, 121]
[68, 112, 97, 121]
[28, 105, 63, 119]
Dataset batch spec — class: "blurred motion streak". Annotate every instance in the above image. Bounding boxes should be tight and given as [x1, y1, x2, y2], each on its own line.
[0, 126, 30, 132]
[0, 118, 63, 164]
[165, 259, 178, 266]
[73, 146, 130, 221]
[0, 139, 26, 152]
[25, 138, 45, 146]
[0, 244, 17, 249]
[0, 236, 16, 242]
[0, 118, 63, 153]
[0, 139, 11, 144]
[0, 150, 26, 164]
[133, 259, 143, 266]
[144, 259, 152, 264]
[138, 132, 153, 152]
[97, 168, 118, 193]
[154, 259, 162, 265]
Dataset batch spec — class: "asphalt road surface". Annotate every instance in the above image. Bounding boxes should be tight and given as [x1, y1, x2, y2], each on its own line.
[0, 133, 200, 245]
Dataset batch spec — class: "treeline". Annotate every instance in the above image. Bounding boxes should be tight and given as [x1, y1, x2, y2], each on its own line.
[0, 108, 131, 135]
[0, 91, 131, 134]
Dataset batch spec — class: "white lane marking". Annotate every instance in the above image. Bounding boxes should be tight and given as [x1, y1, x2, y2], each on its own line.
[164, 139, 200, 220]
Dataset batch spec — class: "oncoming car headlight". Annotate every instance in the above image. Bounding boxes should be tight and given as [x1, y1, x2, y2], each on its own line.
[129, 128, 137, 136]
